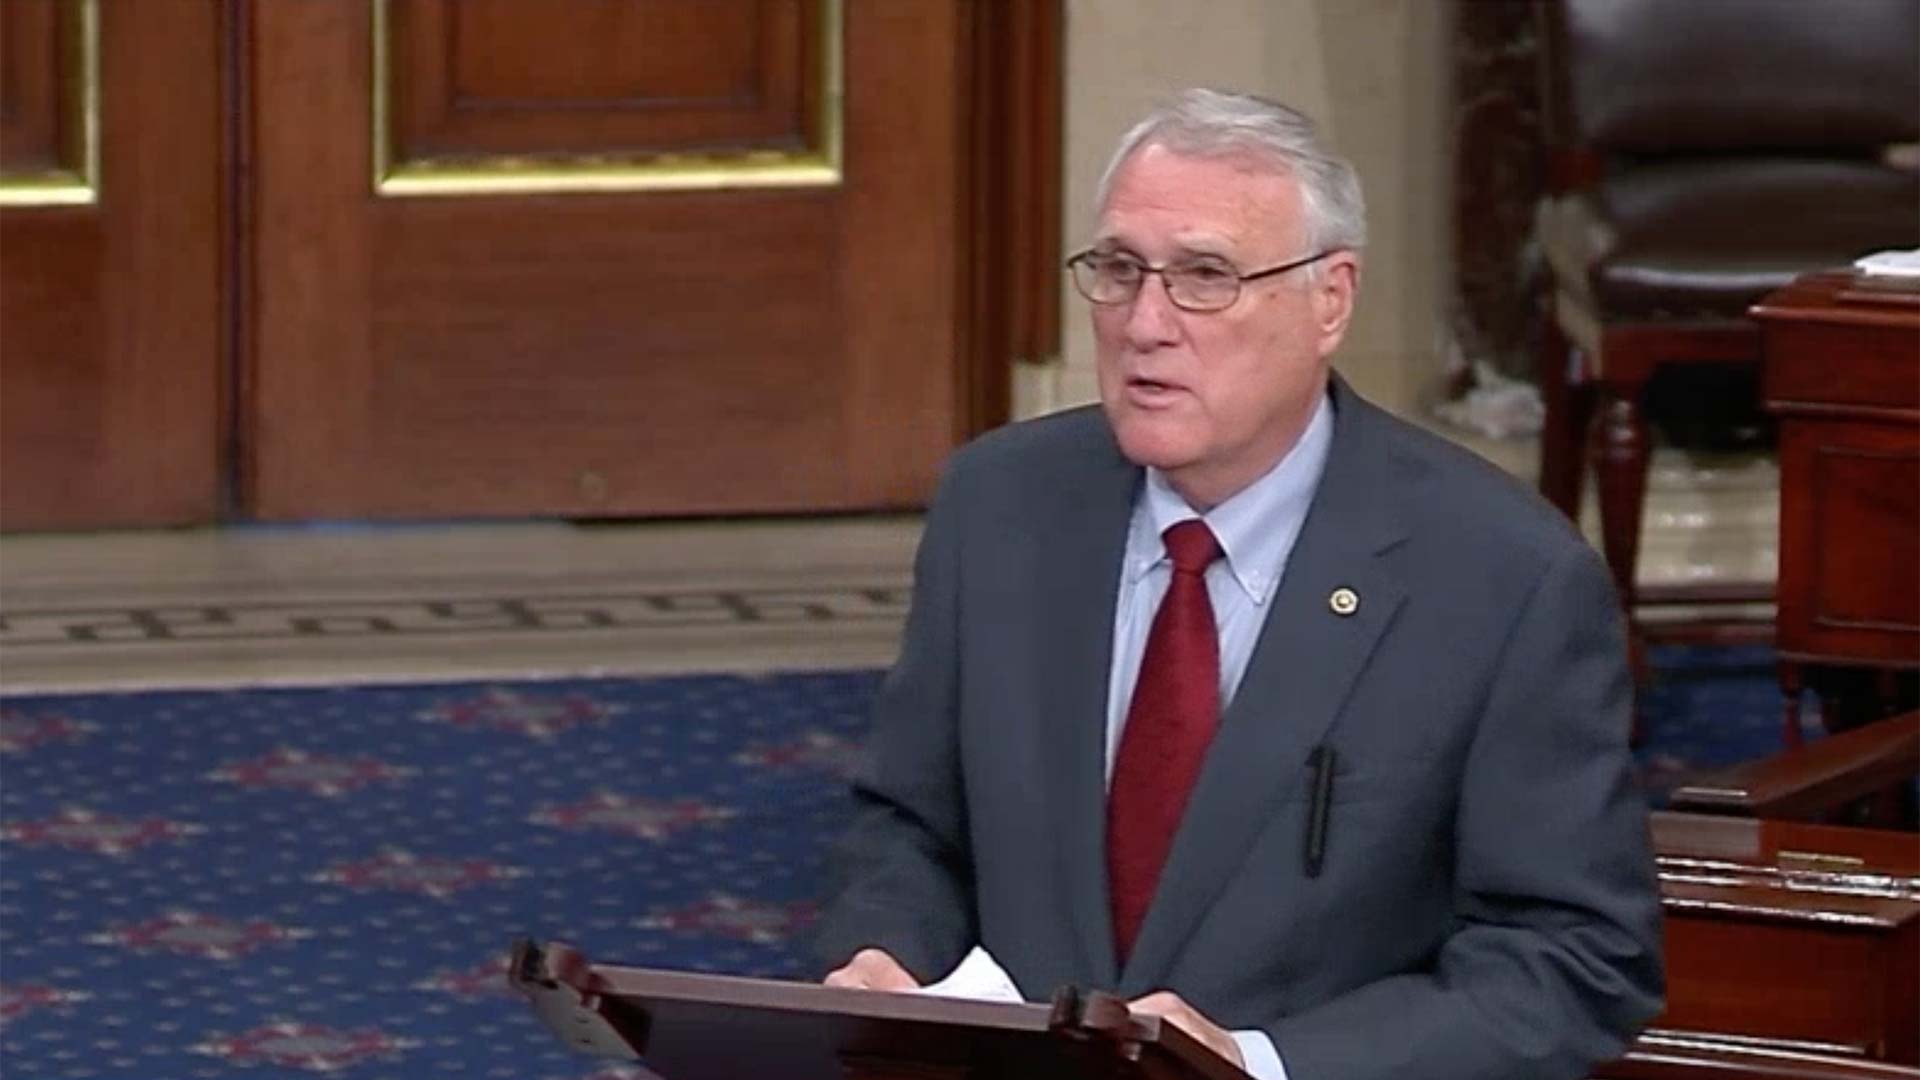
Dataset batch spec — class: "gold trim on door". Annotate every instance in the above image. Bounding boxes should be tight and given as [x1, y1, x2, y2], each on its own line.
[370, 0, 844, 198]
[0, 0, 101, 207]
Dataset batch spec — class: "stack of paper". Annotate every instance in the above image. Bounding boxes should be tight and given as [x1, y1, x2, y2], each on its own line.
[1853, 249, 1920, 277]
[915, 947, 1026, 1003]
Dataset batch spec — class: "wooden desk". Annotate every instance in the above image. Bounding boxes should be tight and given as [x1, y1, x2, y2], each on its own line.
[1647, 811, 1920, 1064]
[1598, 1035, 1920, 1079]
[1752, 273, 1920, 746]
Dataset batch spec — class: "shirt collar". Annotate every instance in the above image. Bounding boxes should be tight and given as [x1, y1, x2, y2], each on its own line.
[1126, 389, 1335, 605]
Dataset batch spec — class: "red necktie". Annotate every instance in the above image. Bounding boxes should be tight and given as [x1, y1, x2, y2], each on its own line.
[1107, 519, 1223, 962]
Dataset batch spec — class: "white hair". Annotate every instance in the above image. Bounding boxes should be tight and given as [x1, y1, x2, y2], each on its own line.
[1095, 88, 1368, 259]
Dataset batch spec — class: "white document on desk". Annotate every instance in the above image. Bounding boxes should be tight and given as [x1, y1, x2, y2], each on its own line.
[915, 946, 1025, 1003]
[1854, 248, 1920, 277]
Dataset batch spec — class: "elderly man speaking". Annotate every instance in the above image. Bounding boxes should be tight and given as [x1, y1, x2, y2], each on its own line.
[816, 88, 1663, 1080]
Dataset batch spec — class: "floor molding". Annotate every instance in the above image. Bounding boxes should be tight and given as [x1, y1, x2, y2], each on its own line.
[0, 435, 1779, 694]
[1, 519, 918, 693]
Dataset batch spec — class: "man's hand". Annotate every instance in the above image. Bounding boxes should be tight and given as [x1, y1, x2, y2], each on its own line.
[1129, 991, 1245, 1068]
[823, 948, 920, 991]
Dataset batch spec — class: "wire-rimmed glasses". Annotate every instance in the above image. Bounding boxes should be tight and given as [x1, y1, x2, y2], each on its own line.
[1065, 248, 1333, 312]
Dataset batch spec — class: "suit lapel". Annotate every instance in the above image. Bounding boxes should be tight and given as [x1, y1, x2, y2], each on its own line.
[1120, 380, 1410, 991]
[1034, 423, 1138, 990]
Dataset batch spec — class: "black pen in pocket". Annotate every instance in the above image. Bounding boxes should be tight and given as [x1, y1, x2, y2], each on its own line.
[1304, 744, 1336, 878]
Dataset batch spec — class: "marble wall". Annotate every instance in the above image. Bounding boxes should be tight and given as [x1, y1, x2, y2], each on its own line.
[1448, 2, 1546, 386]
[1018, 0, 1456, 422]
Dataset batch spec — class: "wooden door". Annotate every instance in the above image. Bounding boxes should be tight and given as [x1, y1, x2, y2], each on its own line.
[245, 0, 989, 520]
[0, 0, 223, 529]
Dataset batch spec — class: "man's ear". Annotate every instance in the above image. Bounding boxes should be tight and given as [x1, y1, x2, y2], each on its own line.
[1312, 254, 1360, 358]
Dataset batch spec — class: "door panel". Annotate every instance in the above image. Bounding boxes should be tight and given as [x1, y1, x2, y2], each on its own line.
[247, 0, 964, 519]
[1, 0, 66, 172]
[395, 0, 810, 156]
[0, 0, 222, 529]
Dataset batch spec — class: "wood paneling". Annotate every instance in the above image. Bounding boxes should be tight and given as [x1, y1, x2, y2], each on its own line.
[961, 0, 1062, 428]
[1661, 912, 1906, 1058]
[247, 0, 968, 519]
[0, 0, 1061, 528]
[391, 0, 814, 160]
[0, 0, 221, 528]
[1793, 427, 1920, 655]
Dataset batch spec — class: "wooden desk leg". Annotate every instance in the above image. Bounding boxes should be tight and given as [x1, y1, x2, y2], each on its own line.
[1590, 384, 1652, 685]
[1778, 659, 1805, 749]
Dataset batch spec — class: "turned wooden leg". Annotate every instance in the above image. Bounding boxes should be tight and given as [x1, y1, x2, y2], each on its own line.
[1589, 385, 1650, 606]
[1590, 382, 1651, 683]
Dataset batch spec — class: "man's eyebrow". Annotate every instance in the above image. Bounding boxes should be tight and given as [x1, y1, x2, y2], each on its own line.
[1168, 236, 1236, 259]
[1087, 238, 1235, 261]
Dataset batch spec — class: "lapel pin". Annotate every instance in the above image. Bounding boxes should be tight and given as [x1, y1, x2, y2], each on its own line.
[1328, 587, 1359, 616]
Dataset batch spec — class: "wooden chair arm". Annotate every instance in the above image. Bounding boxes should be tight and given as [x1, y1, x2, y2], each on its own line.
[1668, 710, 1919, 822]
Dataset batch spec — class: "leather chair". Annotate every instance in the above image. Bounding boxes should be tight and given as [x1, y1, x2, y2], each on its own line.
[1530, 0, 1920, 660]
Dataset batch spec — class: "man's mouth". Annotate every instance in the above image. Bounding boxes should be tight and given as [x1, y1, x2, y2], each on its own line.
[1128, 376, 1182, 396]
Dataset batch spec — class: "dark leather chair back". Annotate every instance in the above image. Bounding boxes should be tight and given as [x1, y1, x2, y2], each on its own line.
[1544, 0, 1920, 155]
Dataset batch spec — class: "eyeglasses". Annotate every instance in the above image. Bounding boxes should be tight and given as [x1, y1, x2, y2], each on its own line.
[1065, 248, 1334, 313]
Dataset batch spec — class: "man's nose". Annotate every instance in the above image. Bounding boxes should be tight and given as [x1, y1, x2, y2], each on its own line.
[1122, 273, 1182, 348]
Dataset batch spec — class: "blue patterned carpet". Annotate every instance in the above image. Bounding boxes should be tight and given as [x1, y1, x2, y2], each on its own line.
[1635, 644, 1799, 794]
[0, 649, 1787, 1079]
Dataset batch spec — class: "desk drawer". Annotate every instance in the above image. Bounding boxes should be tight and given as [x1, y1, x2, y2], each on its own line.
[1775, 420, 1920, 666]
[1659, 909, 1915, 1061]
[1763, 319, 1920, 414]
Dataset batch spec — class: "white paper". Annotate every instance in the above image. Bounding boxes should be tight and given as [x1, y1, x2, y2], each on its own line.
[914, 946, 1025, 1003]
[1854, 249, 1920, 277]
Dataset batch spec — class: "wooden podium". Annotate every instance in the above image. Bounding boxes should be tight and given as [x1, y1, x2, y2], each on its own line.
[511, 937, 1920, 1080]
[508, 939, 1251, 1080]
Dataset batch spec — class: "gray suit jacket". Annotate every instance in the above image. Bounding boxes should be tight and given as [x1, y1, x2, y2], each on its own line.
[815, 378, 1665, 1080]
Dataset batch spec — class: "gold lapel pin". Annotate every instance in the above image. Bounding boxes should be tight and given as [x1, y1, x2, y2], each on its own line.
[1328, 587, 1359, 616]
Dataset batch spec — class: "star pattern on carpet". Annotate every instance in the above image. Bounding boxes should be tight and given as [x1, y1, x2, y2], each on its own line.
[191, 1021, 421, 1071]
[86, 911, 314, 961]
[635, 893, 820, 945]
[0, 671, 879, 1078]
[208, 747, 416, 797]
[2, 808, 206, 856]
[529, 793, 737, 840]
[416, 688, 626, 739]
[0, 708, 94, 754]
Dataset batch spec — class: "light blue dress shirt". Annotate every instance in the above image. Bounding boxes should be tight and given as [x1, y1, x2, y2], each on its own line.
[1103, 389, 1334, 1080]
